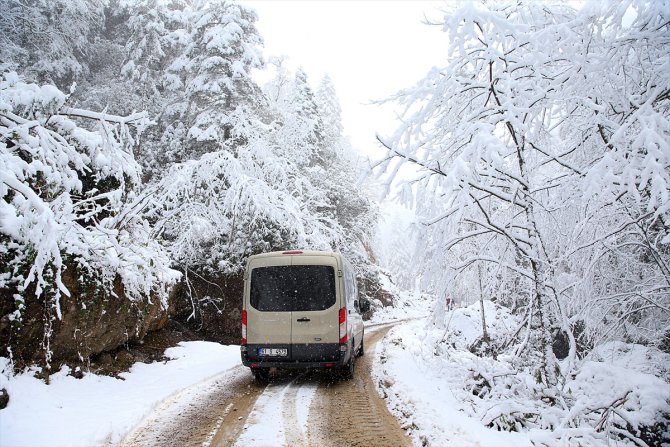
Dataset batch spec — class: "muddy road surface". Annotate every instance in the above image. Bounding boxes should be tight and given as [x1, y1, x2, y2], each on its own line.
[118, 324, 410, 447]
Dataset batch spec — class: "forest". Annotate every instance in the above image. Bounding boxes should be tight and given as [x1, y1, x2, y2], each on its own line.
[0, 1, 669, 446]
[0, 0, 380, 370]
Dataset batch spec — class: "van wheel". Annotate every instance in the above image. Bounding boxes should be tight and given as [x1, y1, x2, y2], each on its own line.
[340, 354, 355, 380]
[251, 367, 270, 382]
[357, 331, 365, 357]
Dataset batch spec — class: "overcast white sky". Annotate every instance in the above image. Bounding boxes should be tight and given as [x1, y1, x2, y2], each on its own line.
[241, 0, 447, 160]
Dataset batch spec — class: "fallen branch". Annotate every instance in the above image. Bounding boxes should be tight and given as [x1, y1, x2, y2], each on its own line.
[594, 390, 631, 432]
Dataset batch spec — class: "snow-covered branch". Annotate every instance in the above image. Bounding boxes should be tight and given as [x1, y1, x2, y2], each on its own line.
[58, 107, 152, 127]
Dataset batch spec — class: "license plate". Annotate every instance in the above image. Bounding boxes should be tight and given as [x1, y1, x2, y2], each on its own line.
[258, 348, 287, 357]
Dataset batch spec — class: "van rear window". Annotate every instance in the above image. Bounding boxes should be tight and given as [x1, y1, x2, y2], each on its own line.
[250, 265, 336, 312]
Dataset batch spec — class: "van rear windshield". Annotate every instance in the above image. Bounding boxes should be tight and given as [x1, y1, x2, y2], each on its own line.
[250, 265, 336, 312]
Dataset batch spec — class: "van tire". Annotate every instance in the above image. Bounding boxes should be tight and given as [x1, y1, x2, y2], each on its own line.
[340, 353, 355, 380]
[357, 331, 365, 357]
[251, 367, 270, 382]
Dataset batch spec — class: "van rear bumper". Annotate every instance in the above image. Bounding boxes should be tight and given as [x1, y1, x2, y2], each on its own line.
[242, 359, 347, 369]
[241, 343, 349, 368]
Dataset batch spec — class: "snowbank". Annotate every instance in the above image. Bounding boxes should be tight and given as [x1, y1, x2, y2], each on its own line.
[373, 301, 534, 447]
[0, 342, 240, 446]
[374, 301, 670, 447]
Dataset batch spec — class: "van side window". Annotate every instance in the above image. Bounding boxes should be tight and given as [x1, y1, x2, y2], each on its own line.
[250, 265, 336, 312]
[349, 273, 357, 311]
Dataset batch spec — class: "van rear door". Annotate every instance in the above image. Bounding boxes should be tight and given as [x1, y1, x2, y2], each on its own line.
[287, 263, 339, 362]
[247, 258, 293, 359]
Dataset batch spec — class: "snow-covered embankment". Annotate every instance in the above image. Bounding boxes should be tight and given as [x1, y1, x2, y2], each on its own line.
[373, 300, 670, 447]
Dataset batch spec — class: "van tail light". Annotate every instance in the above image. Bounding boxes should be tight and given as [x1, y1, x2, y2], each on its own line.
[339, 307, 347, 344]
[241, 310, 247, 345]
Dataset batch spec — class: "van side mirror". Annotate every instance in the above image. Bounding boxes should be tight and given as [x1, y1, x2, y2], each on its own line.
[359, 298, 370, 314]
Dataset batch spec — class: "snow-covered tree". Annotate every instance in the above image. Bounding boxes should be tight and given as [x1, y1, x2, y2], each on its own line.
[266, 66, 325, 167]
[146, 132, 338, 276]
[120, 0, 188, 108]
[373, 1, 670, 443]
[121, 0, 265, 170]
[263, 65, 380, 295]
[374, 0, 669, 428]
[315, 75, 343, 149]
[0, 0, 108, 89]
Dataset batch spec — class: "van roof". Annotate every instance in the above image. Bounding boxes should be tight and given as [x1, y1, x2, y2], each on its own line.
[248, 250, 341, 259]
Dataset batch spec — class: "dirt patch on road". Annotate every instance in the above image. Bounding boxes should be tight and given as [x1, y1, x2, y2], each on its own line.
[208, 372, 269, 447]
[118, 366, 265, 447]
[307, 326, 412, 447]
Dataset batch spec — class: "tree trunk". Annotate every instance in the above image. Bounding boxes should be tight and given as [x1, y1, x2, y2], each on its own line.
[478, 264, 490, 342]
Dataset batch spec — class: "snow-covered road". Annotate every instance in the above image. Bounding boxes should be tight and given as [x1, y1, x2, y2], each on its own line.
[118, 323, 410, 447]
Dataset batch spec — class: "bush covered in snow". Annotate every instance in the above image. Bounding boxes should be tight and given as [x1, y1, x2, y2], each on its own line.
[0, 71, 179, 367]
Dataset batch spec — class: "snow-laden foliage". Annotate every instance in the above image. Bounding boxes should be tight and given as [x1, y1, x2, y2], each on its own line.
[316, 75, 344, 147]
[147, 59, 379, 278]
[377, 303, 670, 447]
[147, 134, 338, 274]
[0, 0, 380, 281]
[374, 1, 669, 443]
[121, 0, 265, 172]
[265, 63, 325, 167]
[0, 71, 179, 317]
[263, 61, 380, 288]
[376, 0, 669, 356]
[0, 0, 107, 88]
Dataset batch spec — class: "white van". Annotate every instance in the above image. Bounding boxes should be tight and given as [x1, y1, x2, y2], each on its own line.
[240, 250, 368, 380]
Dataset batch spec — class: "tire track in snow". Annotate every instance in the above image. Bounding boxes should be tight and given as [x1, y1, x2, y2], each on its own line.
[282, 376, 318, 447]
[230, 373, 317, 447]
[120, 323, 410, 447]
[117, 365, 264, 447]
[307, 326, 412, 447]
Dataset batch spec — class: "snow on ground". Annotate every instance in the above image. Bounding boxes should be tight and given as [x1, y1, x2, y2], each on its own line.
[295, 383, 317, 427]
[373, 297, 670, 447]
[232, 378, 317, 447]
[367, 274, 431, 324]
[0, 342, 240, 447]
[372, 296, 534, 446]
[0, 280, 418, 447]
[374, 317, 534, 447]
[232, 380, 292, 446]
